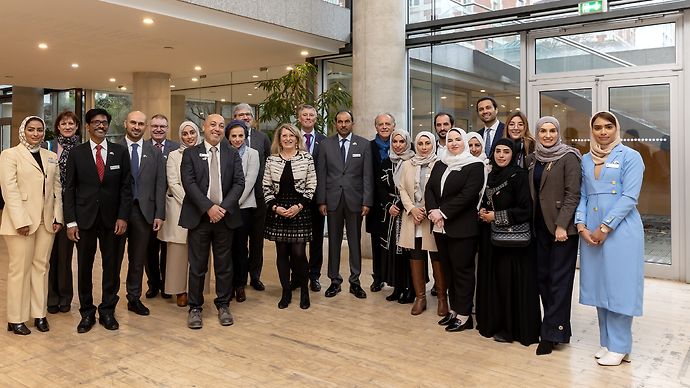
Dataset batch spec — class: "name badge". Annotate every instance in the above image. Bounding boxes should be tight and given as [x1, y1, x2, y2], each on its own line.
[606, 161, 620, 169]
[110, 165, 120, 170]
[47, 158, 57, 164]
[352, 153, 362, 158]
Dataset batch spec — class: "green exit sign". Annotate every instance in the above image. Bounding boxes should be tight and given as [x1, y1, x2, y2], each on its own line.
[579, 0, 608, 15]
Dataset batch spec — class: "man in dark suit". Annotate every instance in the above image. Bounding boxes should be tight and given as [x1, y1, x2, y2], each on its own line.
[179, 113, 245, 329]
[232, 103, 270, 292]
[64, 108, 132, 333]
[366, 112, 394, 292]
[119, 111, 166, 316]
[434, 112, 454, 159]
[297, 104, 327, 292]
[317, 110, 373, 299]
[475, 97, 505, 156]
[145, 113, 179, 299]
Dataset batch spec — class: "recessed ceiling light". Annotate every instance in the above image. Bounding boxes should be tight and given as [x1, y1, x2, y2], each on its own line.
[515, 107, 520, 111]
[38, 43, 48, 49]
[221, 98, 226, 102]
[109, 78, 116, 82]
[191, 77, 198, 82]
[252, 75, 258, 78]
[194, 65, 202, 71]
[440, 96, 447, 100]
[411, 107, 415, 110]
[247, 93, 252, 96]
[480, 89, 486, 93]
[254, 86, 258, 90]
[170, 84, 176, 88]
[143, 18, 154, 25]
[515, 96, 520, 99]
[119, 86, 127, 91]
[286, 66, 294, 71]
[300, 50, 309, 56]
[71, 63, 79, 68]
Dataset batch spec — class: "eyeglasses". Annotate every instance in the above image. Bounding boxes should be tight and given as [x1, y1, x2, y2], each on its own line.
[235, 112, 252, 117]
[151, 125, 169, 129]
[90, 120, 109, 127]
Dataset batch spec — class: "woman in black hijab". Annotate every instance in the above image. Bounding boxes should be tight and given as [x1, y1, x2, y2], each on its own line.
[476, 138, 541, 346]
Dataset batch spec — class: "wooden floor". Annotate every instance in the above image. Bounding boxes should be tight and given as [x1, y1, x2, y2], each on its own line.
[1, 238, 689, 388]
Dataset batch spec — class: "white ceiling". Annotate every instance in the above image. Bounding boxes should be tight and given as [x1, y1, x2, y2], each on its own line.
[0, 0, 346, 94]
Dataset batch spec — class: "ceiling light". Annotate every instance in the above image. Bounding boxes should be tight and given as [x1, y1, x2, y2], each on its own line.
[109, 78, 116, 82]
[118, 85, 127, 91]
[221, 99, 226, 102]
[71, 63, 79, 68]
[170, 84, 176, 88]
[143, 17, 154, 25]
[515, 96, 520, 99]
[480, 89, 486, 93]
[38, 43, 48, 49]
[300, 50, 309, 56]
[411, 107, 415, 110]
[194, 65, 202, 71]
[440, 96, 447, 100]
[286, 66, 294, 71]
[191, 77, 198, 82]
[252, 75, 258, 78]
[247, 93, 253, 96]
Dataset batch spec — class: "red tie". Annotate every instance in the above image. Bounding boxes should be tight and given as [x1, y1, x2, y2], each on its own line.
[95, 144, 105, 182]
[155, 142, 164, 152]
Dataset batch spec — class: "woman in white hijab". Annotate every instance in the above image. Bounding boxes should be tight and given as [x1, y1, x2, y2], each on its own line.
[425, 128, 486, 332]
[1, 116, 63, 334]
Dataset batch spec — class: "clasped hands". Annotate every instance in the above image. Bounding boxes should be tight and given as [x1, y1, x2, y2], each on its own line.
[428, 209, 444, 229]
[275, 204, 302, 219]
[478, 208, 494, 223]
[579, 224, 609, 246]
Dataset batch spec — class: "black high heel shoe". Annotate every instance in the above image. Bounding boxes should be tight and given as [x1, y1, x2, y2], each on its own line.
[7, 322, 31, 335]
[300, 287, 310, 310]
[386, 287, 403, 302]
[34, 317, 49, 332]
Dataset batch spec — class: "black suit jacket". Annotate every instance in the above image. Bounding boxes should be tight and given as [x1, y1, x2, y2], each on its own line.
[424, 161, 485, 239]
[249, 128, 271, 202]
[120, 139, 167, 224]
[476, 121, 505, 155]
[366, 139, 387, 233]
[306, 130, 327, 199]
[63, 141, 133, 229]
[178, 142, 245, 230]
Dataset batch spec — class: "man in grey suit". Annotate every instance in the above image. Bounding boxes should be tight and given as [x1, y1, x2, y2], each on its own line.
[146, 113, 180, 299]
[179, 114, 245, 329]
[233, 103, 271, 291]
[119, 111, 166, 316]
[317, 110, 373, 299]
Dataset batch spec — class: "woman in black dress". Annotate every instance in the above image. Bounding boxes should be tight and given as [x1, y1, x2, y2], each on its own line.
[263, 124, 316, 309]
[476, 138, 541, 346]
[425, 128, 486, 332]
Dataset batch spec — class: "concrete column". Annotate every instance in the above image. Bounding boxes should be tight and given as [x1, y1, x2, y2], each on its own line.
[132, 72, 171, 139]
[351, 1, 407, 139]
[11, 86, 43, 147]
[170, 94, 186, 142]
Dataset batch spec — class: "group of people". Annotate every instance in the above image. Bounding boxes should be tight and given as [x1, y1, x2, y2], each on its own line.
[1, 98, 645, 367]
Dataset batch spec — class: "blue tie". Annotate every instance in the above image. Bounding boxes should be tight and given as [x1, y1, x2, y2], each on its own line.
[484, 129, 492, 156]
[340, 138, 347, 163]
[131, 143, 140, 199]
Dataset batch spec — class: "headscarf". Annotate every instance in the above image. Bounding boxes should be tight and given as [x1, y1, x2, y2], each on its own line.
[534, 116, 582, 163]
[487, 138, 522, 188]
[589, 110, 622, 165]
[409, 131, 437, 204]
[19, 116, 45, 153]
[388, 129, 415, 186]
[178, 121, 201, 152]
[374, 134, 390, 162]
[465, 131, 488, 164]
[225, 119, 249, 157]
[441, 128, 487, 210]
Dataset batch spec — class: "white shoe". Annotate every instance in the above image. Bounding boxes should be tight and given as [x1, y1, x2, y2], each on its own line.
[594, 347, 608, 359]
[596, 351, 631, 366]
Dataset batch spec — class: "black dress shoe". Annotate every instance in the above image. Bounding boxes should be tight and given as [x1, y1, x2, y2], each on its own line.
[34, 317, 49, 332]
[493, 332, 513, 343]
[145, 288, 159, 299]
[386, 288, 403, 302]
[310, 279, 321, 292]
[7, 322, 31, 335]
[250, 279, 265, 291]
[235, 287, 247, 303]
[430, 283, 438, 297]
[370, 282, 383, 292]
[127, 300, 151, 316]
[445, 316, 473, 332]
[161, 292, 172, 299]
[47, 305, 60, 314]
[349, 284, 367, 299]
[278, 290, 291, 309]
[324, 283, 342, 298]
[99, 314, 119, 330]
[398, 288, 415, 304]
[300, 287, 310, 309]
[438, 313, 456, 326]
[536, 340, 554, 355]
[59, 305, 71, 313]
[77, 315, 96, 333]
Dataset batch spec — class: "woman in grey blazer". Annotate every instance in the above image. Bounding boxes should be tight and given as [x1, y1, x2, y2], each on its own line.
[225, 120, 260, 303]
[526, 116, 582, 355]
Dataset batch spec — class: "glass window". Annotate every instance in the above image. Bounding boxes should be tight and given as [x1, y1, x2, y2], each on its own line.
[409, 0, 537, 23]
[95, 91, 132, 142]
[539, 89, 593, 156]
[536, 23, 676, 74]
[185, 99, 216, 135]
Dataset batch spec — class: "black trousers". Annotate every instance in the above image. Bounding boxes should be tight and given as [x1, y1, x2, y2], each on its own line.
[47, 227, 75, 308]
[276, 242, 308, 290]
[145, 231, 167, 293]
[308, 201, 325, 281]
[231, 208, 252, 289]
[535, 220, 578, 343]
[247, 201, 266, 282]
[435, 233, 477, 316]
[76, 219, 125, 318]
[125, 202, 152, 303]
[187, 216, 234, 310]
[370, 231, 382, 284]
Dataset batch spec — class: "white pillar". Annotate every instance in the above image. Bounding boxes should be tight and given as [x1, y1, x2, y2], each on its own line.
[132, 72, 171, 138]
[11, 86, 43, 147]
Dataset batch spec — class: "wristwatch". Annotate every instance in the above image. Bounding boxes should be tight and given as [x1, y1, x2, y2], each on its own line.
[599, 225, 610, 234]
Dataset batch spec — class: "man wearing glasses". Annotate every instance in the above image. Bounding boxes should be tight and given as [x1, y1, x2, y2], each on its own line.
[63, 108, 133, 333]
[145, 114, 179, 300]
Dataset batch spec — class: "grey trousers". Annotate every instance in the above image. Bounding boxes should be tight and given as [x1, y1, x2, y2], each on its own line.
[326, 196, 362, 286]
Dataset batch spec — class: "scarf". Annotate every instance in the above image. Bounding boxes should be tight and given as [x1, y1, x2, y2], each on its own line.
[388, 129, 415, 187]
[534, 116, 582, 163]
[465, 131, 489, 164]
[374, 134, 390, 162]
[178, 121, 202, 153]
[237, 142, 248, 158]
[589, 111, 622, 165]
[409, 131, 437, 205]
[442, 128, 487, 210]
[487, 138, 522, 188]
[56, 132, 81, 188]
[19, 116, 45, 153]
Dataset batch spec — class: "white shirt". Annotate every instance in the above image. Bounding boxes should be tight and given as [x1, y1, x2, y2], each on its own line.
[301, 129, 315, 155]
[204, 141, 223, 202]
[68, 140, 109, 228]
[125, 137, 143, 166]
[483, 120, 500, 149]
[338, 132, 353, 162]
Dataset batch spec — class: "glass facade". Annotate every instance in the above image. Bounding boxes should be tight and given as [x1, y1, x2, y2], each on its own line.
[95, 91, 132, 142]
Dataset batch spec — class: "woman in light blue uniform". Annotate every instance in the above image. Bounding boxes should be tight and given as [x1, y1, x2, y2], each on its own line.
[575, 111, 645, 367]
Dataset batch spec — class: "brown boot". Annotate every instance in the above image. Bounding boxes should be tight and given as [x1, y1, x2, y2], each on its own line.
[410, 260, 427, 315]
[176, 293, 188, 307]
[431, 260, 449, 316]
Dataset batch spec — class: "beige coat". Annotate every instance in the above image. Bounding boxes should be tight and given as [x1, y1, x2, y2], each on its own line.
[0, 145, 62, 235]
[397, 159, 437, 252]
[158, 149, 186, 244]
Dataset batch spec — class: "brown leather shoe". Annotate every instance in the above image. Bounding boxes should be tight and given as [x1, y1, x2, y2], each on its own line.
[235, 287, 246, 303]
[176, 293, 188, 307]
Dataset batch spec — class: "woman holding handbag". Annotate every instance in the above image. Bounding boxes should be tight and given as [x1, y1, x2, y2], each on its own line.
[476, 138, 540, 346]
[526, 116, 582, 355]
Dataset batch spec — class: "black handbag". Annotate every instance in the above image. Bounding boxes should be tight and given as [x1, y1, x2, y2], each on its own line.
[490, 222, 531, 247]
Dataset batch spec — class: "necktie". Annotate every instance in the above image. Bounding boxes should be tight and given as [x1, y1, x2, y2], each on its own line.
[305, 133, 313, 152]
[95, 144, 104, 182]
[131, 143, 140, 199]
[155, 142, 164, 152]
[340, 138, 347, 163]
[209, 146, 221, 205]
[484, 129, 492, 156]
